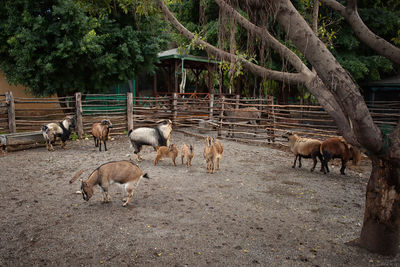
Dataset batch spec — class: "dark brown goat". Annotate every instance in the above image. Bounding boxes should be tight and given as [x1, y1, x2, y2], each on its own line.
[91, 119, 113, 151]
[320, 137, 361, 175]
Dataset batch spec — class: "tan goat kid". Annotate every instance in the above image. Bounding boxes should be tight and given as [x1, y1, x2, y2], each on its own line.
[181, 144, 194, 167]
[203, 137, 223, 174]
[70, 160, 149, 207]
[154, 144, 179, 166]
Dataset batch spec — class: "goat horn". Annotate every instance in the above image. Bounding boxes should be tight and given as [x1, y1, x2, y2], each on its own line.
[69, 169, 84, 184]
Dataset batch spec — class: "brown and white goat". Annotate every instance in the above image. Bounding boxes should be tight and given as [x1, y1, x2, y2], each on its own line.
[41, 115, 75, 151]
[91, 119, 113, 151]
[70, 160, 149, 207]
[203, 137, 223, 173]
[181, 144, 194, 167]
[320, 137, 361, 175]
[154, 144, 179, 166]
[284, 132, 323, 172]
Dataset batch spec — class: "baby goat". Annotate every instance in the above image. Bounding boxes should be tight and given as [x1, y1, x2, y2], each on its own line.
[181, 144, 194, 167]
[154, 144, 179, 166]
[70, 160, 149, 207]
[91, 119, 113, 151]
[203, 137, 223, 174]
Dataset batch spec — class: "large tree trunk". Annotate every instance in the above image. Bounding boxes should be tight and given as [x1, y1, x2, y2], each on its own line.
[158, 0, 400, 255]
[354, 155, 400, 255]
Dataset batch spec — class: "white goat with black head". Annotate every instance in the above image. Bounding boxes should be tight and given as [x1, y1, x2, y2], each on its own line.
[128, 119, 173, 162]
[91, 119, 113, 151]
[41, 115, 75, 151]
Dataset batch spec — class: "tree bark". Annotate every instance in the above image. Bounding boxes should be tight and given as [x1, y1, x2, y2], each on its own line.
[274, 0, 383, 153]
[352, 155, 400, 255]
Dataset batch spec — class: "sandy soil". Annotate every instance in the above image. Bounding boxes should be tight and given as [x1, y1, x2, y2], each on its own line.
[0, 132, 399, 266]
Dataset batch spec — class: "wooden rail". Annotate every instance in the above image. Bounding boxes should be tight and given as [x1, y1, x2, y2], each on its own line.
[1, 92, 398, 149]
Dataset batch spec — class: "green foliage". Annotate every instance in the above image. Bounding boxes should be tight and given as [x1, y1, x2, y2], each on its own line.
[0, 0, 169, 97]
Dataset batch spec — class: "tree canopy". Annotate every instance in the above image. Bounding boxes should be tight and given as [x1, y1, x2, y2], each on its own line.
[0, 0, 169, 97]
[167, 0, 399, 97]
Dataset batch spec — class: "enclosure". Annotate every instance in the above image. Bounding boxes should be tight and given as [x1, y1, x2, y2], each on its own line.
[1, 92, 400, 265]
[1, 132, 400, 266]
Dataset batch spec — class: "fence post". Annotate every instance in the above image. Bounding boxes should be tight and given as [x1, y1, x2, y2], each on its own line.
[172, 92, 178, 123]
[127, 92, 133, 132]
[75, 92, 83, 139]
[218, 96, 224, 137]
[235, 94, 240, 109]
[209, 94, 214, 121]
[5, 91, 16, 133]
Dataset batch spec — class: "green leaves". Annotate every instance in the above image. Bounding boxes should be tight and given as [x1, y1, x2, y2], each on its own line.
[0, 0, 169, 97]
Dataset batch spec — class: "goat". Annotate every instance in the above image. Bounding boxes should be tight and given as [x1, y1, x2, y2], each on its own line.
[203, 137, 223, 174]
[181, 144, 194, 168]
[41, 115, 75, 151]
[283, 132, 323, 172]
[224, 107, 261, 138]
[91, 119, 113, 151]
[128, 120, 172, 162]
[70, 160, 149, 207]
[320, 137, 361, 175]
[154, 144, 179, 166]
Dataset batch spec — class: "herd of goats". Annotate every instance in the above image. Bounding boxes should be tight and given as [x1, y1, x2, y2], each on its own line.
[39, 115, 361, 207]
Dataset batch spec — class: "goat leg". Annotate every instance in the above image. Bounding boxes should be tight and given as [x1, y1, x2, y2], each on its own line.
[292, 155, 298, 168]
[340, 159, 346, 175]
[311, 156, 317, 172]
[123, 189, 134, 207]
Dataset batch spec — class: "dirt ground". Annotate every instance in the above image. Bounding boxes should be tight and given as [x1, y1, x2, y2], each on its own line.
[1, 131, 399, 266]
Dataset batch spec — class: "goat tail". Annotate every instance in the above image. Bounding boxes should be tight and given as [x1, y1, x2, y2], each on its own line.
[69, 169, 84, 184]
[143, 173, 150, 179]
[128, 129, 133, 136]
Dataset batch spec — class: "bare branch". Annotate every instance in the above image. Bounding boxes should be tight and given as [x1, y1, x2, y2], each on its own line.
[321, 0, 400, 65]
[215, 0, 310, 76]
[156, 0, 307, 84]
[312, 0, 319, 33]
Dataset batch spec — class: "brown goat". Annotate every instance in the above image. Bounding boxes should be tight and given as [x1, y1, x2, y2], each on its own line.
[203, 137, 223, 173]
[320, 137, 361, 175]
[224, 107, 261, 138]
[154, 144, 179, 166]
[70, 160, 149, 207]
[91, 119, 113, 151]
[284, 132, 323, 172]
[181, 144, 194, 167]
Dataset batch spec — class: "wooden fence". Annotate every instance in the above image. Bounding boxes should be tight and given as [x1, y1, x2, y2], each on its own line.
[2, 91, 399, 146]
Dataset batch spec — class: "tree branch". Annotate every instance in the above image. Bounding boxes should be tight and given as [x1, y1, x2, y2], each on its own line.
[274, 0, 383, 152]
[156, 0, 307, 84]
[215, 0, 311, 78]
[321, 0, 400, 65]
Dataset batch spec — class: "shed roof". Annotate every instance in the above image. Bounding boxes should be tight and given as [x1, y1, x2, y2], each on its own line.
[157, 48, 219, 69]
